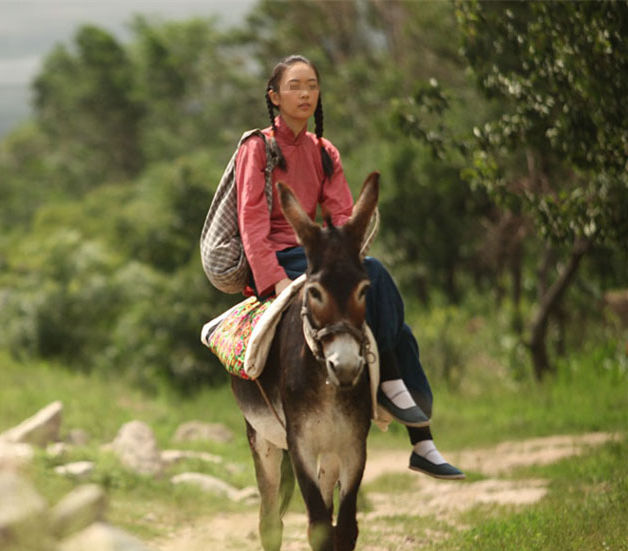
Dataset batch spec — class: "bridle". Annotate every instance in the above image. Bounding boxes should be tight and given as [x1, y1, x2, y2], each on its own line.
[300, 290, 372, 366]
[254, 288, 371, 432]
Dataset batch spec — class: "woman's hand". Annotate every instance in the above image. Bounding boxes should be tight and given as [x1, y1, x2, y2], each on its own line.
[274, 277, 292, 296]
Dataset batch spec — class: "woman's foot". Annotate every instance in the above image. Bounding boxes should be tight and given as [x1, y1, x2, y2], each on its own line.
[377, 379, 430, 427]
[409, 440, 465, 480]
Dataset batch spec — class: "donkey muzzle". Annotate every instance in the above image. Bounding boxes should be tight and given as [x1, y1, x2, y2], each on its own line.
[323, 334, 365, 388]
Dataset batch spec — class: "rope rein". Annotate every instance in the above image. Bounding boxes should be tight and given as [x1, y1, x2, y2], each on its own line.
[255, 379, 286, 430]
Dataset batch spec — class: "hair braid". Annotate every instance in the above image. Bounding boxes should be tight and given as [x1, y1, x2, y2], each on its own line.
[265, 91, 278, 134]
[315, 97, 334, 179]
[265, 89, 286, 170]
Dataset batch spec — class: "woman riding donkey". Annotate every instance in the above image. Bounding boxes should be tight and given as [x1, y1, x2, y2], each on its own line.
[235, 55, 464, 479]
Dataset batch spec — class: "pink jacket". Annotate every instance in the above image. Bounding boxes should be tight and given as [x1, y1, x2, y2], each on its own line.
[236, 116, 353, 296]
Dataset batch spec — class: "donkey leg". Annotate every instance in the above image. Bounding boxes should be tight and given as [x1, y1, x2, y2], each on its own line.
[334, 484, 360, 551]
[301, 476, 335, 551]
[291, 455, 334, 551]
[246, 420, 285, 551]
[335, 446, 367, 550]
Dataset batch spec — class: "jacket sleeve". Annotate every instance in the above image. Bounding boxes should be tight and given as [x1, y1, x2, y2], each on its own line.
[319, 142, 354, 227]
[235, 137, 287, 296]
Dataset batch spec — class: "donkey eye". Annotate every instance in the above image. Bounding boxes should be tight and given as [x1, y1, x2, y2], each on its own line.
[309, 286, 323, 302]
[357, 282, 370, 301]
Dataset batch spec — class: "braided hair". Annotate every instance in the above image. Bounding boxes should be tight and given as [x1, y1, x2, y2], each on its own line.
[265, 55, 334, 179]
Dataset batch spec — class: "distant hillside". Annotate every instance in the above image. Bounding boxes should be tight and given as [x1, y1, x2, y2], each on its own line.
[0, 83, 31, 137]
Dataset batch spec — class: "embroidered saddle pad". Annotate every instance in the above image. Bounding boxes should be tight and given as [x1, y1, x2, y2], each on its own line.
[204, 296, 274, 379]
[201, 276, 307, 379]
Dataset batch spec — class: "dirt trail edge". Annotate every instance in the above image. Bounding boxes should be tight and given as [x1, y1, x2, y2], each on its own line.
[151, 432, 618, 551]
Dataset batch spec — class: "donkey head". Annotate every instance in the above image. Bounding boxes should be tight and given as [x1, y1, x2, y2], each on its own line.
[277, 172, 379, 388]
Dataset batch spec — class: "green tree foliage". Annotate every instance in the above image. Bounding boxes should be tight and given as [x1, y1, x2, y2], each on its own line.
[0, 152, 231, 390]
[456, 0, 628, 377]
[0, 124, 57, 229]
[130, 16, 260, 162]
[33, 25, 144, 186]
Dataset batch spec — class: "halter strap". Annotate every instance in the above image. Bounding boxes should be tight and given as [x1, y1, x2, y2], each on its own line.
[300, 297, 368, 364]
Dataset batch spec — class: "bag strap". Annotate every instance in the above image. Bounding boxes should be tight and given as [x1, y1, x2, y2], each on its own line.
[237, 129, 277, 212]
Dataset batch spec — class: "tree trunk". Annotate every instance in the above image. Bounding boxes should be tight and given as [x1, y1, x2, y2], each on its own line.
[528, 237, 591, 380]
[555, 304, 567, 357]
[510, 240, 524, 334]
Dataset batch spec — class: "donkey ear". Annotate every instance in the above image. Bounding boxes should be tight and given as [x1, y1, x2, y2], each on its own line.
[277, 181, 321, 249]
[345, 171, 379, 247]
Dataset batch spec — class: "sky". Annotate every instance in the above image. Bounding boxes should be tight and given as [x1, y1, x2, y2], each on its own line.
[0, 0, 255, 136]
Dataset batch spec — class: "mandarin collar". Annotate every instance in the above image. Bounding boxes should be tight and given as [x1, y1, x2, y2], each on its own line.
[275, 116, 307, 145]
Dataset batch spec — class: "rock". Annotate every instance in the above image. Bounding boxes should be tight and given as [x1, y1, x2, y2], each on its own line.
[50, 484, 107, 539]
[224, 462, 246, 475]
[173, 421, 234, 444]
[0, 401, 63, 447]
[160, 449, 222, 467]
[110, 421, 162, 476]
[47, 442, 70, 459]
[0, 441, 34, 470]
[0, 471, 47, 546]
[54, 461, 95, 479]
[65, 429, 90, 446]
[170, 473, 257, 503]
[58, 522, 155, 551]
[170, 472, 239, 499]
[231, 486, 260, 504]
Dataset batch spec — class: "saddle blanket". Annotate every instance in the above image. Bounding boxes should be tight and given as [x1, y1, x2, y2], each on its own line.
[201, 275, 389, 425]
[201, 275, 307, 379]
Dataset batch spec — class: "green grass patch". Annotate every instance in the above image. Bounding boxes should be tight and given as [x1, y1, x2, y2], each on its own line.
[0, 349, 256, 538]
[431, 437, 628, 551]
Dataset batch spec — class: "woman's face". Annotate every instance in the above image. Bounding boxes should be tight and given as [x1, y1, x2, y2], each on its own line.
[270, 62, 320, 127]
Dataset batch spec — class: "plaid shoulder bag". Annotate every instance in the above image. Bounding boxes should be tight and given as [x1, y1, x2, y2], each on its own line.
[200, 129, 278, 294]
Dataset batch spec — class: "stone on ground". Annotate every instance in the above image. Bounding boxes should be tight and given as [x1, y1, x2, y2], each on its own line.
[58, 522, 155, 551]
[54, 461, 95, 479]
[0, 441, 34, 470]
[0, 471, 48, 548]
[161, 449, 222, 466]
[50, 484, 107, 539]
[173, 421, 234, 444]
[0, 401, 63, 447]
[110, 421, 162, 476]
[171, 472, 239, 499]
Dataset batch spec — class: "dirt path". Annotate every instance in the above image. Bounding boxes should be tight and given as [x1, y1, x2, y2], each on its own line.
[151, 432, 617, 551]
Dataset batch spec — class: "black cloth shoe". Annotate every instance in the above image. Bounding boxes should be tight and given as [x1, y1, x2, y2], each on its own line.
[409, 451, 466, 480]
[377, 391, 430, 428]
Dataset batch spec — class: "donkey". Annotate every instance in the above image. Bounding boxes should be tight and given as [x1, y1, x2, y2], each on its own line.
[230, 172, 380, 551]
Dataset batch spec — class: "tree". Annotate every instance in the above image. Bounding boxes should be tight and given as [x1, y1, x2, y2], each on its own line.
[130, 16, 261, 162]
[456, 0, 628, 378]
[33, 25, 144, 185]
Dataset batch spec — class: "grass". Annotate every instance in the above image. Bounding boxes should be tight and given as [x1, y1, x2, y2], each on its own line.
[1, 318, 627, 549]
[437, 438, 628, 551]
[0, 350, 257, 538]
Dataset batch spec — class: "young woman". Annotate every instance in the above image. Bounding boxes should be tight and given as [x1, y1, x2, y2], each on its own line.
[235, 54, 464, 479]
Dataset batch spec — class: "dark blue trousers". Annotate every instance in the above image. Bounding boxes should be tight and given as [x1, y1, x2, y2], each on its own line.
[274, 246, 433, 419]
